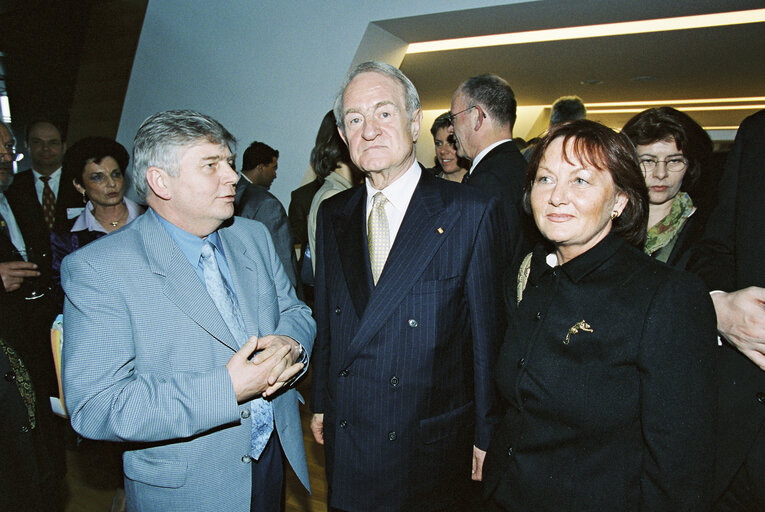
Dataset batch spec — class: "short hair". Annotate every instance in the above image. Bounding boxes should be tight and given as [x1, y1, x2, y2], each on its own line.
[333, 61, 421, 133]
[62, 137, 130, 186]
[25, 117, 66, 144]
[310, 110, 356, 180]
[132, 109, 236, 201]
[457, 74, 517, 130]
[242, 141, 278, 171]
[550, 96, 586, 126]
[524, 119, 649, 248]
[621, 107, 711, 192]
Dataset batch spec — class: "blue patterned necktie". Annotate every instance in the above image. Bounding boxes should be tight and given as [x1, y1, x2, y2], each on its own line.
[200, 240, 274, 459]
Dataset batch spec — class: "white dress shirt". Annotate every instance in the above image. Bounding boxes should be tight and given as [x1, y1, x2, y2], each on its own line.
[468, 138, 512, 174]
[33, 167, 62, 202]
[0, 193, 27, 259]
[364, 161, 421, 244]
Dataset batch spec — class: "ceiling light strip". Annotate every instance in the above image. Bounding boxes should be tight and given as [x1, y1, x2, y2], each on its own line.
[588, 105, 765, 114]
[406, 9, 765, 54]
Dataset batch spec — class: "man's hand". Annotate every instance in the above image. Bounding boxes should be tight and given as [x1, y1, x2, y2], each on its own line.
[226, 335, 304, 403]
[472, 445, 486, 481]
[0, 261, 39, 292]
[713, 287, 765, 370]
[310, 413, 324, 445]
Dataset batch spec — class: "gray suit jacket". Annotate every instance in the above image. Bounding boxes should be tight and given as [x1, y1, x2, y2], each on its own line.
[62, 210, 315, 511]
[235, 178, 299, 291]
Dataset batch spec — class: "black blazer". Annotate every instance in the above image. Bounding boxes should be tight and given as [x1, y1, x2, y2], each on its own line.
[687, 109, 765, 500]
[465, 140, 532, 259]
[0, 187, 58, 395]
[484, 234, 717, 511]
[312, 170, 505, 511]
[8, 168, 83, 232]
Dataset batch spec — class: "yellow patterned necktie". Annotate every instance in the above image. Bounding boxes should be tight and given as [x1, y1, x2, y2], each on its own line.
[368, 192, 390, 285]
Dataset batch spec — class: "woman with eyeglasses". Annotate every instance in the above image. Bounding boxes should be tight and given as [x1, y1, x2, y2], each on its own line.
[622, 107, 712, 268]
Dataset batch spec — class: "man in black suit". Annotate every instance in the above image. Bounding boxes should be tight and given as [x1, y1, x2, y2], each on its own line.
[9, 118, 82, 232]
[235, 140, 299, 292]
[310, 61, 504, 511]
[688, 109, 765, 511]
[451, 74, 531, 260]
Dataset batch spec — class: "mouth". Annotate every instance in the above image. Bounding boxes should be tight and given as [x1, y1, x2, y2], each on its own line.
[650, 186, 669, 192]
[107, 192, 119, 198]
[546, 213, 575, 222]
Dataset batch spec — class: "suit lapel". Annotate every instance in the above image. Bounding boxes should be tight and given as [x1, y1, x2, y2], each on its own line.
[342, 174, 460, 366]
[219, 225, 260, 339]
[332, 186, 372, 319]
[140, 213, 239, 352]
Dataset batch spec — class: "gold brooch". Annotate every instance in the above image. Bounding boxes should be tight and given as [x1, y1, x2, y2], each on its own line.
[564, 320, 593, 344]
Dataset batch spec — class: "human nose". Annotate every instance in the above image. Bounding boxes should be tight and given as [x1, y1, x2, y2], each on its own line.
[361, 117, 380, 140]
[221, 160, 238, 184]
[652, 161, 669, 179]
[549, 181, 568, 206]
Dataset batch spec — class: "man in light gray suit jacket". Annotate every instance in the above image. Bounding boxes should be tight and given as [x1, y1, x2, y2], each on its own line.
[62, 110, 315, 512]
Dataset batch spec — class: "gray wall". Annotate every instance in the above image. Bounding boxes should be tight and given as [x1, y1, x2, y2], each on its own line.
[117, 0, 519, 206]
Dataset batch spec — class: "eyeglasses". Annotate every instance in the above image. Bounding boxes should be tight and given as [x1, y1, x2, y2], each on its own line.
[0, 143, 22, 162]
[448, 106, 478, 123]
[639, 157, 688, 174]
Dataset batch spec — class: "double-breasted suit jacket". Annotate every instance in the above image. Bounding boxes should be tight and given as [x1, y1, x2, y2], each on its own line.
[62, 211, 315, 512]
[312, 170, 505, 511]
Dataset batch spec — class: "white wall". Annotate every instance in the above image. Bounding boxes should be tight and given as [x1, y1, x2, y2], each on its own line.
[118, 0, 524, 206]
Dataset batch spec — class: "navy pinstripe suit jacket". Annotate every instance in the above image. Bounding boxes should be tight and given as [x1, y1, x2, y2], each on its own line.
[312, 170, 505, 511]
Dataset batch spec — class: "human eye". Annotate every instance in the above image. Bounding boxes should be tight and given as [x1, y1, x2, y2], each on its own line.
[434, 140, 443, 147]
[573, 177, 589, 185]
[111, 170, 122, 179]
[535, 175, 553, 184]
[90, 172, 104, 182]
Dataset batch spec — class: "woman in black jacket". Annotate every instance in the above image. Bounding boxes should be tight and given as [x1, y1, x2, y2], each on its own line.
[483, 120, 717, 511]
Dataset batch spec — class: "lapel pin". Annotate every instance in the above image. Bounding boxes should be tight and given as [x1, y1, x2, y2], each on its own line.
[564, 320, 593, 345]
[436, 227, 444, 234]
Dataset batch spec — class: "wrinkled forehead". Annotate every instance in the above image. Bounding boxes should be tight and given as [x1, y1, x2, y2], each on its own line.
[0, 124, 13, 144]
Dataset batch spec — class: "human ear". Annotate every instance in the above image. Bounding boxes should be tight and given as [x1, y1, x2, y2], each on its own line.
[145, 166, 172, 200]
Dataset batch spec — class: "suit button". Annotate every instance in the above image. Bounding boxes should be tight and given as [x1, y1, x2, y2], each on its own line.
[408, 319, 418, 328]
[241, 409, 250, 419]
[757, 392, 765, 404]
[517, 358, 526, 369]
[551, 269, 558, 278]
[241, 455, 252, 463]
[339, 420, 348, 429]
[335, 307, 341, 315]
[390, 376, 399, 387]
[507, 446, 514, 457]
[4, 371, 15, 382]
[20, 425, 29, 433]
[339, 369, 349, 377]
[535, 312, 542, 320]
[388, 431, 397, 441]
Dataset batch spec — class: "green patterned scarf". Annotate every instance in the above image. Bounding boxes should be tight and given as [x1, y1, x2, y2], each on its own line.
[644, 191, 696, 261]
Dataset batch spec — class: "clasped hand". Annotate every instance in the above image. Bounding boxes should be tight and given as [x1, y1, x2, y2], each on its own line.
[714, 286, 765, 370]
[226, 334, 304, 403]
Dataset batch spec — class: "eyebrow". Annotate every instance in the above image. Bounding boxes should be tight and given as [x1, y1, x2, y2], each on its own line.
[638, 151, 684, 157]
[344, 100, 397, 117]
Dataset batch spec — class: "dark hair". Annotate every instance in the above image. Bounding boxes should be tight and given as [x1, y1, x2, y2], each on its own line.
[550, 96, 586, 126]
[242, 141, 278, 171]
[429, 111, 471, 170]
[524, 119, 649, 248]
[25, 117, 66, 144]
[621, 107, 711, 192]
[310, 110, 357, 181]
[63, 137, 130, 186]
[457, 74, 516, 130]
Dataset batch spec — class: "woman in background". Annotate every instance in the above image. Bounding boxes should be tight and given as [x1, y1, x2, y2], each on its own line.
[307, 110, 360, 274]
[622, 107, 712, 268]
[483, 120, 717, 512]
[430, 111, 470, 182]
[51, 137, 143, 307]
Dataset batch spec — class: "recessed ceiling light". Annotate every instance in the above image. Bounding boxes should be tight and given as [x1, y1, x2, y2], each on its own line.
[631, 76, 656, 82]
[406, 8, 765, 54]
[579, 79, 603, 85]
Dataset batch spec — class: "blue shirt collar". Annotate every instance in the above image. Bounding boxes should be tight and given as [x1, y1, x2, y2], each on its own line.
[151, 209, 226, 269]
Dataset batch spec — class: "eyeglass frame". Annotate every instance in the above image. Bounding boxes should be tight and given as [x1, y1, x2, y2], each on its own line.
[448, 105, 486, 124]
[638, 156, 689, 174]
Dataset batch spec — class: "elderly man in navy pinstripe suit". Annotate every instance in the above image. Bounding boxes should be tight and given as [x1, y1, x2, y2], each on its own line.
[310, 62, 505, 511]
[62, 110, 315, 512]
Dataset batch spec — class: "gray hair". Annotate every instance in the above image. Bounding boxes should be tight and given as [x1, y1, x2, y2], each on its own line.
[333, 61, 421, 134]
[457, 74, 517, 130]
[132, 109, 236, 201]
[550, 96, 587, 126]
